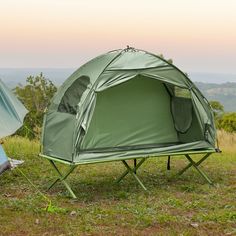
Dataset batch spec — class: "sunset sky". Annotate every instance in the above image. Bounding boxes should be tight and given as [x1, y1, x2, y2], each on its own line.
[0, 0, 236, 73]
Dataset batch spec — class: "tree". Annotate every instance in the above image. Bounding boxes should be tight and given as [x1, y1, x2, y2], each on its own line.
[218, 113, 236, 133]
[209, 101, 224, 118]
[14, 73, 57, 139]
[209, 100, 224, 128]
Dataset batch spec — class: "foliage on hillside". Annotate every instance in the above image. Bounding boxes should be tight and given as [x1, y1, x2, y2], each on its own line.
[218, 113, 236, 133]
[14, 73, 57, 139]
[210, 101, 236, 133]
[209, 100, 224, 118]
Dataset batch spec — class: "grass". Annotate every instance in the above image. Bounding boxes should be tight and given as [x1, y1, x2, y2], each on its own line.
[0, 133, 236, 236]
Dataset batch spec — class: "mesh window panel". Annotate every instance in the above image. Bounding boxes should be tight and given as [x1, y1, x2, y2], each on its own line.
[58, 76, 90, 114]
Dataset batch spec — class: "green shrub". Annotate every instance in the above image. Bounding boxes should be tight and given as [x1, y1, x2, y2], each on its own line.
[14, 73, 57, 139]
[218, 113, 236, 133]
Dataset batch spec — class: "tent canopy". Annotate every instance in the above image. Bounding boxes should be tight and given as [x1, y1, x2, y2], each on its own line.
[0, 79, 28, 139]
[0, 79, 28, 175]
[41, 48, 216, 164]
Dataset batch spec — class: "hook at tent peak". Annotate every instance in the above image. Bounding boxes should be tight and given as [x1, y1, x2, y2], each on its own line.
[124, 45, 137, 52]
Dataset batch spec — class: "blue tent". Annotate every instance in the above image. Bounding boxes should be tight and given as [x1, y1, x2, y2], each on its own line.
[0, 145, 10, 174]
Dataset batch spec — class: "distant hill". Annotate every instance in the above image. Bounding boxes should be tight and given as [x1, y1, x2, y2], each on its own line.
[189, 72, 236, 84]
[0, 68, 74, 87]
[0, 68, 236, 111]
[195, 82, 236, 112]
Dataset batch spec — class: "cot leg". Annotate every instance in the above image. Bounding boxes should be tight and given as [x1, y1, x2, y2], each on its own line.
[134, 159, 137, 174]
[116, 158, 147, 191]
[47, 178, 60, 190]
[116, 168, 129, 183]
[167, 156, 171, 170]
[48, 160, 77, 199]
[178, 153, 213, 185]
[116, 158, 146, 183]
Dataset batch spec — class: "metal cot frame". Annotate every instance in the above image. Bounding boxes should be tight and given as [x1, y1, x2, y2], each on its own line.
[39, 149, 218, 199]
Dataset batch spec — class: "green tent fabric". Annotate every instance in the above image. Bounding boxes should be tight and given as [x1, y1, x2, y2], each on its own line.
[41, 47, 217, 164]
[0, 79, 28, 174]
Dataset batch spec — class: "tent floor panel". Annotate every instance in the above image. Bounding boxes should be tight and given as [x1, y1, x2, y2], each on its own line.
[39, 148, 216, 166]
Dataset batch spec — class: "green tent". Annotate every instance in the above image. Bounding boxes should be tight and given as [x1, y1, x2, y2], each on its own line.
[0, 79, 28, 174]
[40, 47, 218, 198]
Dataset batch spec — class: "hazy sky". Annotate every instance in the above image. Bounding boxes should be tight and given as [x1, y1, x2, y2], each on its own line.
[0, 0, 236, 73]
